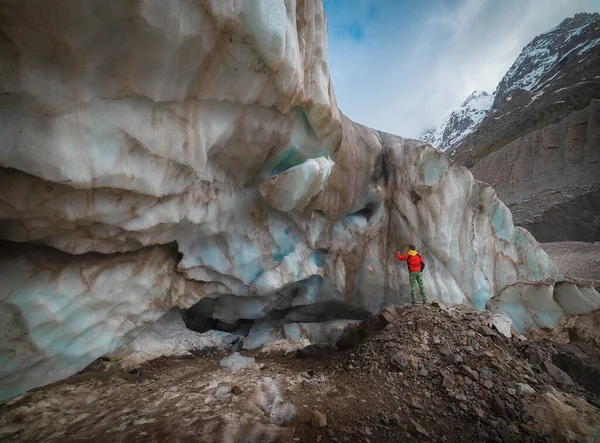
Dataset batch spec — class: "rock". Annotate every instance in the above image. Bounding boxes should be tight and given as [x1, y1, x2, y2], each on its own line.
[391, 353, 409, 370]
[461, 365, 480, 381]
[232, 386, 242, 395]
[477, 428, 490, 440]
[491, 396, 506, 416]
[552, 346, 600, 394]
[442, 373, 455, 389]
[337, 310, 398, 350]
[478, 326, 499, 338]
[297, 344, 336, 359]
[506, 388, 516, 396]
[409, 398, 424, 410]
[541, 361, 574, 387]
[410, 419, 430, 438]
[480, 310, 493, 319]
[523, 346, 545, 366]
[479, 368, 493, 380]
[310, 410, 327, 428]
[516, 383, 535, 395]
[498, 423, 521, 443]
[419, 368, 429, 377]
[491, 314, 512, 338]
[391, 413, 401, 427]
[442, 354, 459, 365]
[432, 300, 446, 310]
[439, 342, 453, 356]
[480, 379, 494, 390]
[523, 388, 600, 441]
[409, 355, 420, 370]
[473, 405, 485, 419]
[455, 394, 467, 401]
[519, 422, 534, 434]
[231, 338, 244, 353]
[260, 338, 310, 356]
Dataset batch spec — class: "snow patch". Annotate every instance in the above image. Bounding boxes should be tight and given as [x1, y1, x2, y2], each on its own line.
[577, 38, 600, 56]
[220, 352, 256, 371]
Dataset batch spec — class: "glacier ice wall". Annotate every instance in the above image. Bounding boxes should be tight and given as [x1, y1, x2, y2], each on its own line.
[1, 0, 599, 401]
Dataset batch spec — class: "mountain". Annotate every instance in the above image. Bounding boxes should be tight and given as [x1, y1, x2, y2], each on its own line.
[421, 90, 494, 152]
[424, 13, 600, 242]
[492, 13, 600, 117]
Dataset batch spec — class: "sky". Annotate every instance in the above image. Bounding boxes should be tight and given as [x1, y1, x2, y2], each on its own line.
[323, 0, 600, 138]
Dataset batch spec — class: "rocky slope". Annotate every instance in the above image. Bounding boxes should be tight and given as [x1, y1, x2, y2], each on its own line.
[421, 91, 495, 153]
[541, 241, 600, 285]
[432, 13, 600, 241]
[2, 303, 600, 442]
[471, 100, 600, 242]
[1, 1, 599, 403]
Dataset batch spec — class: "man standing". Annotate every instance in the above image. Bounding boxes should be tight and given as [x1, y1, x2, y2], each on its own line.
[397, 245, 427, 305]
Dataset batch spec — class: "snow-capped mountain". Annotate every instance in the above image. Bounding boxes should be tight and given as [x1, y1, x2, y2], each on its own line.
[422, 13, 600, 156]
[494, 13, 600, 109]
[421, 91, 494, 152]
[438, 12, 600, 243]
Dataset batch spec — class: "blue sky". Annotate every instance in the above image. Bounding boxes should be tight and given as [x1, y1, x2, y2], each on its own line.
[323, 0, 600, 137]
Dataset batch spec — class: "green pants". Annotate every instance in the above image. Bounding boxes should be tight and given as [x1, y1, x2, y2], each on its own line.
[409, 271, 427, 302]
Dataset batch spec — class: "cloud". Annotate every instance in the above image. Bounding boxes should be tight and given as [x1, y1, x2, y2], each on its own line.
[324, 0, 600, 138]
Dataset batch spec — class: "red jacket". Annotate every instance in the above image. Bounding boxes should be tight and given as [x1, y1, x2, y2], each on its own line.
[397, 253, 425, 272]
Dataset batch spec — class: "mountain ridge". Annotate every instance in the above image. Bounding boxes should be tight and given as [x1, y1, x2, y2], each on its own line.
[421, 90, 494, 152]
[422, 12, 600, 160]
[422, 12, 600, 242]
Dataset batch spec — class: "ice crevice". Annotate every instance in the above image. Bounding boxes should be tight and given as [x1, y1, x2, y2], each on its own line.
[1, 0, 600, 402]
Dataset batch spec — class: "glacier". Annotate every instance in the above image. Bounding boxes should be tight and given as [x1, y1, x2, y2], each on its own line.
[1, 0, 599, 402]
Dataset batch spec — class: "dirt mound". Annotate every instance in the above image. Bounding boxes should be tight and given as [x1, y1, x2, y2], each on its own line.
[2, 303, 600, 442]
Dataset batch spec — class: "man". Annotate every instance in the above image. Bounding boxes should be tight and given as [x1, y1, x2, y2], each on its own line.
[397, 245, 427, 305]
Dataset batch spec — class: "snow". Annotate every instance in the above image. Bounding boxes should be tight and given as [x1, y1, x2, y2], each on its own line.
[421, 91, 494, 152]
[507, 50, 557, 93]
[425, 13, 599, 151]
[577, 38, 600, 55]
[497, 14, 599, 99]
[564, 23, 591, 41]
[220, 352, 256, 371]
[554, 80, 596, 94]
